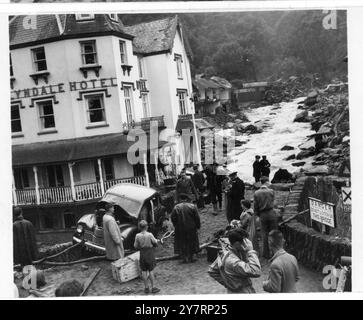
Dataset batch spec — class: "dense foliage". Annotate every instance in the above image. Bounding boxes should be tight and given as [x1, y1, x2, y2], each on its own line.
[122, 10, 347, 82]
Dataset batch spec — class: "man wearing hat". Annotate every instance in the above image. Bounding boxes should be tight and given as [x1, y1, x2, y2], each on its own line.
[227, 171, 245, 221]
[13, 206, 38, 267]
[103, 202, 124, 261]
[171, 194, 201, 263]
[176, 168, 199, 203]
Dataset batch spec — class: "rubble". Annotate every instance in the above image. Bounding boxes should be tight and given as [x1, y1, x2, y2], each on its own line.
[294, 110, 310, 123]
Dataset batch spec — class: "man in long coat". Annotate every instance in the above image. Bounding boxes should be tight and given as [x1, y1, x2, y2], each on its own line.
[171, 194, 201, 263]
[252, 155, 262, 183]
[103, 202, 124, 261]
[227, 172, 245, 221]
[13, 207, 38, 267]
[260, 155, 271, 178]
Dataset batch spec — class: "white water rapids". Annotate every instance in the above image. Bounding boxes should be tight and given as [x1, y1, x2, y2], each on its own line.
[224, 98, 316, 183]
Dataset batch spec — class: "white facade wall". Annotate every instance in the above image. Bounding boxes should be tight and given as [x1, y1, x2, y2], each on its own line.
[11, 35, 144, 146]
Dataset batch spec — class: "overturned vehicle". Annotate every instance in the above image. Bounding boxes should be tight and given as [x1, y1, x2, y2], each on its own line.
[73, 183, 167, 255]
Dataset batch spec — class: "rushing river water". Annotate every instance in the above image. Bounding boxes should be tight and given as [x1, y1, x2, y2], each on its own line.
[226, 98, 316, 183]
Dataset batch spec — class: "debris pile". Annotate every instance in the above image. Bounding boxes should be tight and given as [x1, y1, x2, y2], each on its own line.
[263, 77, 309, 104]
[285, 82, 350, 177]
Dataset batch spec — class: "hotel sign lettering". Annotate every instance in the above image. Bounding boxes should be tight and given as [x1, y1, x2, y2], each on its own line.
[11, 77, 118, 100]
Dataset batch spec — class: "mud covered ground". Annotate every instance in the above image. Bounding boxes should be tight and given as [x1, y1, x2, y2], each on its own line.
[16, 189, 325, 297]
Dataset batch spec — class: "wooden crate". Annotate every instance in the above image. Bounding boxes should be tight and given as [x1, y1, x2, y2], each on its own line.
[111, 251, 141, 283]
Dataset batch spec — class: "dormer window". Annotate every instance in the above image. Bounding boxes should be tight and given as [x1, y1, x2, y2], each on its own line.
[109, 14, 118, 22]
[30, 47, 49, 84]
[76, 14, 95, 21]
[32, 47, 47, 72]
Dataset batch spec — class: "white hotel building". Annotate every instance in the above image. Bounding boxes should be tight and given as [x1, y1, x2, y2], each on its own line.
[10, 14, 204, 231]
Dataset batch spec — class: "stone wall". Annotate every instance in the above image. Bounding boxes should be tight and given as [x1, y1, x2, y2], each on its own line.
[281, 176, 351, 270]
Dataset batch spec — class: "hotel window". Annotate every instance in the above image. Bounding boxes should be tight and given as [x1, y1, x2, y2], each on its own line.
[124, 86, 134, 125]
[141, 93, 150, 118]
[138, 56, 144, 78]
[31, 47, 47, 72]
[81, 40, 98, 65]
[11, 104, 22, 133]
[37, 100, 55, 130]
[177, 90, 187, 115]
[10, 54, 13, 77]
[13, 168, 29, 189]
[103, 159, 115, 181]
[119, 40, 127, 64]
[75, 14, 95, 21]
[175, 54, 183, 79]
[109, 14, 118, 21]
[85, 94, 106, 124]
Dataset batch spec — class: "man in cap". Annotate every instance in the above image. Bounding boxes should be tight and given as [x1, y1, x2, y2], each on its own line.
[171, 194, 201, 263]
[227, 171, 245, 221]
[253, 176, 277, 259]
[13, 206, 38, 267]
[219, 229, 261, 293]
[103, 201, 124, 261]
[192, 164, 205, 209]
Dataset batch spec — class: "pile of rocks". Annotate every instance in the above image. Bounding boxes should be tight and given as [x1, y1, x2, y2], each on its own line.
[297, 84, 350, 176]
[263, 77, 309, 104]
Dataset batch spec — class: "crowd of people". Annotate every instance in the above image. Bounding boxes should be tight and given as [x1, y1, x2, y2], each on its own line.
[172, 156, 300, 293]
[13, 154, 300, 296]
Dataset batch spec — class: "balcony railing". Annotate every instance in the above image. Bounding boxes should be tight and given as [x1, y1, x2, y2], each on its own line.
[122, 115, 165, 132]
[14, 175, 147, 206]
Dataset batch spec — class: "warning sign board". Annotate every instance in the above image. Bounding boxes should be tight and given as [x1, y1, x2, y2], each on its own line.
[309, 197, 336, 228]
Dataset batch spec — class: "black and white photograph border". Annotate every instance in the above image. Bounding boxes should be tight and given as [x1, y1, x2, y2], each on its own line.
[0, 1, 363, 300]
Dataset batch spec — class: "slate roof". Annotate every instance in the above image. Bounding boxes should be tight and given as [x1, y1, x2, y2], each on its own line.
[10, 14, 133, 48]
[124, 16, 178, 55]
[193, 78, 221, 91]
[9, 14, 190, 58]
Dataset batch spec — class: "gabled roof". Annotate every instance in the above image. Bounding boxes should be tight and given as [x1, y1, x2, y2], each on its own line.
[10, 14, 192, 58]
[124, 16, 179, 55]
[9, 14, 133, 49]
[193, 78, 220, 90]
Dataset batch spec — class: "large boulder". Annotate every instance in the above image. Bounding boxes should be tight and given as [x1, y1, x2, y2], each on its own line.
[285, 154, 296, 161]
[281, 145, 295, 151]
[294, 110, 309, 123]
[296, 149, 315, 160]
[292, 161, 306, 167]
[304, 90, 319, 107]
[271, 169, 295, 183]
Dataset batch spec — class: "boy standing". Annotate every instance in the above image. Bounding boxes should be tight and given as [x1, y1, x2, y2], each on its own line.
[134, 220, 160, 294]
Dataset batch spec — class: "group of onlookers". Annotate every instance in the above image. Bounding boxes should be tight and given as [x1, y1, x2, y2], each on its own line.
[173, 157, 300, 293]
[13, 153, 299, 295]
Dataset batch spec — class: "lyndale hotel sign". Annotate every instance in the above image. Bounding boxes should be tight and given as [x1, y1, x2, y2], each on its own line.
[11, 77, 118, 101]
[11, 76, 236, 166]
